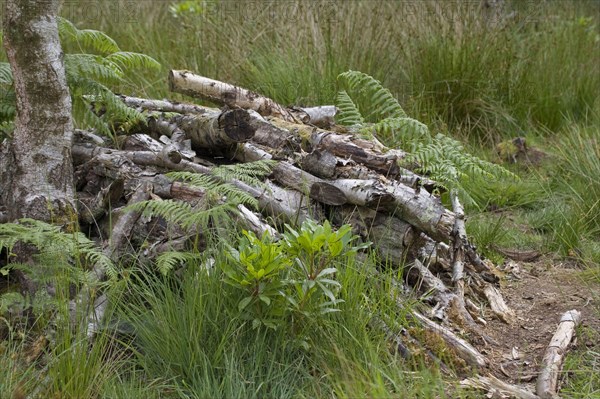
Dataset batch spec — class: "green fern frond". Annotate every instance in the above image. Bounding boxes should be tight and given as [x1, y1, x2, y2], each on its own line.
[361, 117, 430, 144]
[132, 163, 275, 235]
[1, 18, 159, 138]
[336, 70, 518, 204]
[166, 171, 220, 190]
[0, 88, 16, 125]
[130, 199, 197, 227]
[65, 53, 123, 84]
[212, 183, 257, 208]
[58, 17, 121, 54]
[211, 160, 275, 187]
[155, 251, 202, 275]
[0, 62, 12, 85]
[337, 70, 407, 122]
[105, 51, 161, 71]
[0, 219, 115, 281]
[186, 203, 239, 229]
[335, 90, 364, 126]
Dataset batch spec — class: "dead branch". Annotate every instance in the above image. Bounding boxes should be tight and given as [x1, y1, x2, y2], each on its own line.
[536, 309, 582, 399]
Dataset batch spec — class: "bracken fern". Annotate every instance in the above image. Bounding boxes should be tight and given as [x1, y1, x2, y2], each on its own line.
[127, 161, 275, 238]
[0, 18, 160, 139]
[336, 70, 517, 203]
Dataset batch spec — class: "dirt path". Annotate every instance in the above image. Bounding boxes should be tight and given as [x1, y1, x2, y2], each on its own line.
[479, 259, 600, 392]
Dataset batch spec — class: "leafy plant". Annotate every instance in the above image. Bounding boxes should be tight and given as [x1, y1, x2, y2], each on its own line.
[220, 220, 369, 334]
[336, 70, 517, 204]
[222, 231, 291, 330]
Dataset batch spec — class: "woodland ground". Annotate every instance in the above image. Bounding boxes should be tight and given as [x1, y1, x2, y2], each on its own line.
[1, 0, 599, 398]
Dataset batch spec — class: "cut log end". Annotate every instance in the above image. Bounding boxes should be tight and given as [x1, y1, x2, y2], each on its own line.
[219, 109, 257, 142]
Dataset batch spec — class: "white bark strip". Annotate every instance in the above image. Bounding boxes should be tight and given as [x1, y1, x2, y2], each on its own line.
[119, 94, 212, 114]
[536, 309, 582, 399]
[329, 179, 395, 208]
[290, 105, 337, 128]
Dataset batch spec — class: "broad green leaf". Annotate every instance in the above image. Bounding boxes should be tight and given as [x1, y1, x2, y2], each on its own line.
[238, 296, 253, 311]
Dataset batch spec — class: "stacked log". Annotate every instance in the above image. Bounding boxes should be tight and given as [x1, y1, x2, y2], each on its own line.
[70, 71, 580, 398]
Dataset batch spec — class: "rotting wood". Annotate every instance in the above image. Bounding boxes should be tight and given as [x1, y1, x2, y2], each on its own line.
[332, 206, 414, 264]
[169, 108, 259, 149]
[411, 310, 488, 369]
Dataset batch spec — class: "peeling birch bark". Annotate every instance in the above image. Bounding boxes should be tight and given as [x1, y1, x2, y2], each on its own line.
[329, 179, 395, 208]
[233, 143, 347, 206]
[290, 105, 337, 128]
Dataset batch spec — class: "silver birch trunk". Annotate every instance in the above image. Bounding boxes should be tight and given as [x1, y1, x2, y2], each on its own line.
[1, 0, 75, 223]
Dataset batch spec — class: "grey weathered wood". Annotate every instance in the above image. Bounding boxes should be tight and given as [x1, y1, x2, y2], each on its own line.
[333, 206, 415, 264]
[384, 181, 455, 243]
[170, 108, 259, 149]
[233, 143, 347, 206]
[536, 310, 582, 399]
[460, 375, 539, 399]
[329, 179, 394, 208]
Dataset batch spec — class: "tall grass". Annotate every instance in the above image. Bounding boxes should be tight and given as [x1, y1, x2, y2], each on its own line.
[527, 124, 600, 265]
[62, 0, 599, 142]
[114, 249, 459, 398]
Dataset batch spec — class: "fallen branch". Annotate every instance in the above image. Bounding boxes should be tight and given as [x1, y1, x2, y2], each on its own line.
[536, 309, 582, 399]
[460, 374, 539, 399]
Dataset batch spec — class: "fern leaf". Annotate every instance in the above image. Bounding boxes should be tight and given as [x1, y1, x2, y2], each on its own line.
[362, 117, 430, 144]
[337, 70, 407, 121]
[58, 17, 121, 54]
[155, 251, 202, 275]
[65, 54, 123, 84]
[105, 52, 161, 71]
[0, 62, 13, 85]
[335, 90, 364, 126]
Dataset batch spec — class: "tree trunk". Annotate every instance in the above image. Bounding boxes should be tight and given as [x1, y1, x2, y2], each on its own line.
[1, 0, 75, 224]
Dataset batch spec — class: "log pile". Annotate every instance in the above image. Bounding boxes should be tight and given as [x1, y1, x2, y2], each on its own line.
[72, 70, 579, 398]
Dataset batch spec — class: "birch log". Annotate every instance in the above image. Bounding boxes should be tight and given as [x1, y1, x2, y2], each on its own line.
[232, 143, 347, 206]
[169, 70, 300, 123]
[536, 309, 582, 399]
[169, 108, 259, 149]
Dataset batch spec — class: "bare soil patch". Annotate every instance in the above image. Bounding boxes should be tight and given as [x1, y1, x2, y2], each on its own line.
[479, 258, 600, 389]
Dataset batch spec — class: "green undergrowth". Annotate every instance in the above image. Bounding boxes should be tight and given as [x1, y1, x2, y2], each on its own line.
[1, 0, 599, 398]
